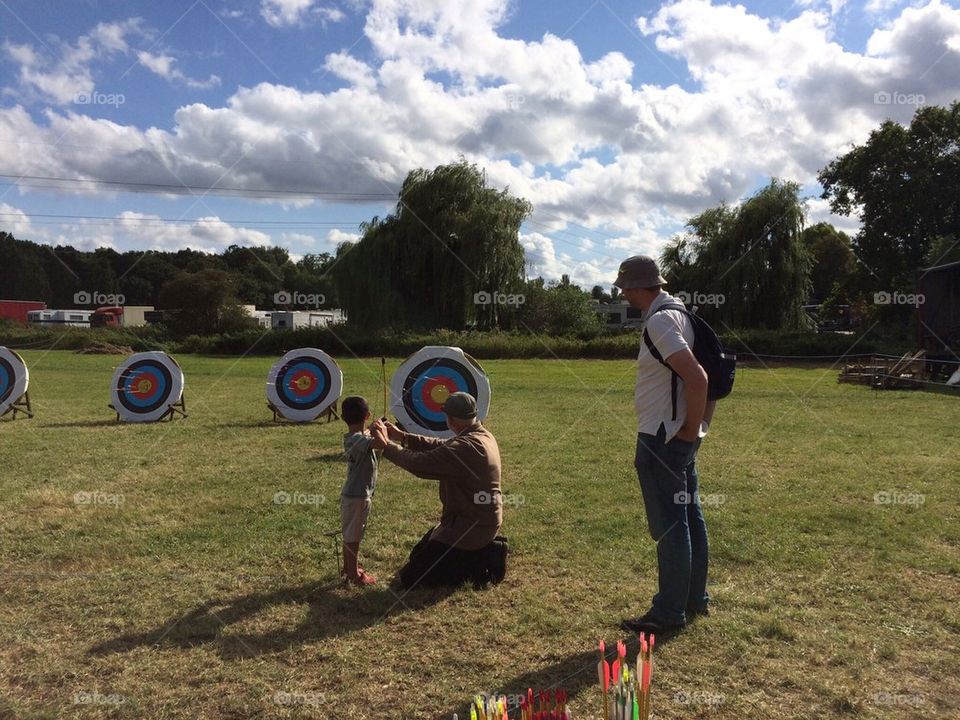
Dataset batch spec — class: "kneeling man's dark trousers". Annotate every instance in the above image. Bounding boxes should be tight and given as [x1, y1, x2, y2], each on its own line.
[398, 529, 505, 589]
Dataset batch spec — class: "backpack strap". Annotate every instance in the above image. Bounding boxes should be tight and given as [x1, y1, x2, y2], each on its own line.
[642, 303, 689, 422]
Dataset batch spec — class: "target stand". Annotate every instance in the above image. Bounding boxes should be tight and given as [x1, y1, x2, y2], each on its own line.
[266, 348, 343, 424]
[5, 392, 34, 420]
[109, 352, 187, 423]
[267, 399, 339, 424]
[111, 395, 187, 422]
[0, 347, 33, 421]
[390, 346, 491, 439]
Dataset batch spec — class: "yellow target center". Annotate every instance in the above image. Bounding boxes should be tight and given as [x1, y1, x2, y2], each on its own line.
[135, 378, 153, 394]
[430, 383, 450, 404]
[294, 375, 313, 391]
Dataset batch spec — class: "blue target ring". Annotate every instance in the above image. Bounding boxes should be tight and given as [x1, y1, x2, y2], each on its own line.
[0, 359, 11, 405]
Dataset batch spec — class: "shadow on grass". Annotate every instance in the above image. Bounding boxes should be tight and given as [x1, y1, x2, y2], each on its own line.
[437, 630, 682, 719]
[305, 451, 347, 463]
[40, 419, 121, 428]
[88, 578, 453, 660]
[215, 420, 312, 429]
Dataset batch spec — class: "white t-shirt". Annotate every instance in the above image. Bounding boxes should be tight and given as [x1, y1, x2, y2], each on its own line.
[634, 292, 705, 441]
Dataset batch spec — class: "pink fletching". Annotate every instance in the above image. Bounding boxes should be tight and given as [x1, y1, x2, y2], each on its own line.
[650, 634, 656, 652]
[642, 658, 652, 691]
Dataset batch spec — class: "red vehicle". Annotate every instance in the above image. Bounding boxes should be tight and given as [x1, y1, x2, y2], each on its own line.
[90, 306, 124, 327]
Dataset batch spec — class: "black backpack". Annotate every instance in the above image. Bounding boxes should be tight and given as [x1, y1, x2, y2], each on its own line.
[643, 303, 736, 419]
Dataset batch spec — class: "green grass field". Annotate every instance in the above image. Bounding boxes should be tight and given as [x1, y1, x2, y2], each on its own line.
[1, 351, 958, 719]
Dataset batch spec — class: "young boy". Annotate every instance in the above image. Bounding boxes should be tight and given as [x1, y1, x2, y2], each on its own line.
[339, 396, 378, 586]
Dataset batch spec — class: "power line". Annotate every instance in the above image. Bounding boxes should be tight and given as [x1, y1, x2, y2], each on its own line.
[0, 211, 365, 228]
[0, 173, 397, 200]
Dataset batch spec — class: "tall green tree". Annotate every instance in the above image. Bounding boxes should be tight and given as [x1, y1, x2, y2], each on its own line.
[0, 233, 50, 300]
[158, 269, 253, 337]
[515, 277, 603, 337]
[659, 234, 698, 293]
[818, 101, 960, 290]
[667, 180, 812, 329]
[924, 235, 960, 267]
[801, 222, 856, 303]
[333, 160, 532, 329]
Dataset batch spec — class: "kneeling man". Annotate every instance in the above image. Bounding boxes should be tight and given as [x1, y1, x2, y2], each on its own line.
[370, 392, 507, 589]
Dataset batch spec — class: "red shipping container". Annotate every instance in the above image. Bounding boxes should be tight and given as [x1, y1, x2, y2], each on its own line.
[0, 300, 47, 325]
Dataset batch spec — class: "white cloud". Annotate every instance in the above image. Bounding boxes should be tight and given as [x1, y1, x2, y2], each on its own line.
[325, 228, 361, 246]
[2, 19, 141, 104]
[795, 0, 849, 15]
[137, 51, 221, 89]
[112, 212, 271, 252]
[865, 0, 906, 15]
[521, 232, 563, 280]
[0, 202, 36, 237]
[805, 196, 861, 236]
[323, 52, 377, 89]
[260, 0, 346, 27]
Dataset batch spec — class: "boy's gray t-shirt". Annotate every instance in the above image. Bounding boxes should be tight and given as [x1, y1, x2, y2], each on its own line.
[341, 431, 378, 499]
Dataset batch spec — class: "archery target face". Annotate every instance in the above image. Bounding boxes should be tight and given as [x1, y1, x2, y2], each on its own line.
[0, 347, 29, 416]
[391, 346, 490, 438]
[266, 348, 342, 422]
[111, 352, 184, 423]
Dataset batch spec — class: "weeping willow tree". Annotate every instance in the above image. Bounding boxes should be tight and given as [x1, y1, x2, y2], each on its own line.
[661, 179, 812, 330]
[334, 160, 532, 329]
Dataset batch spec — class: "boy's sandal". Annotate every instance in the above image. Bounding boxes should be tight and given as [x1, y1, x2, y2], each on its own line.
[346, 570, 377, 586]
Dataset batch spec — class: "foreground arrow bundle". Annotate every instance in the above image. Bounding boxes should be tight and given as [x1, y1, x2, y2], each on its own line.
[453, 688, 570, 720]
[518, 688, 569, 720]
[599, 634, 655, 720]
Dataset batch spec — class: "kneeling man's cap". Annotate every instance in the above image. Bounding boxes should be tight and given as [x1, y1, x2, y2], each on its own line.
[613, 255, 667, 289]
[442, 392, 477, 419]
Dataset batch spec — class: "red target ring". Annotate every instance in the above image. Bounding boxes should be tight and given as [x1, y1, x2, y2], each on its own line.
[289, 370, 318, 397]
[420, 375, 457, 412]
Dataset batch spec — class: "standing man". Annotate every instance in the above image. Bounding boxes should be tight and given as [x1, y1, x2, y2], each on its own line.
[369, 392, 508, 589]
[615, 255, 711, 635]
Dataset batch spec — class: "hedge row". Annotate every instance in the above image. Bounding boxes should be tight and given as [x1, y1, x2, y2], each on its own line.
[0, 322, 915, 360]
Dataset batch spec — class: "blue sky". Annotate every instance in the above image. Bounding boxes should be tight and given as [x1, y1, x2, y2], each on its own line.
[1, 0, 959, 289]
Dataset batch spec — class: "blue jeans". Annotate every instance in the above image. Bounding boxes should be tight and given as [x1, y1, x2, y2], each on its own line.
[634, 424, 709, 625]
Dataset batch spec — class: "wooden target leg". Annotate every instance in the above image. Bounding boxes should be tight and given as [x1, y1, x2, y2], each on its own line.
[267, 402, 280, 423]
[7, 393, 33, 420]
